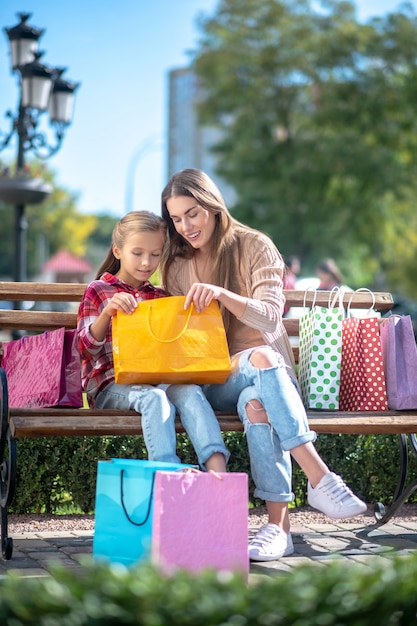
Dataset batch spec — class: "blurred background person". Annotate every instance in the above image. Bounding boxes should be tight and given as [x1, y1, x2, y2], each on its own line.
[283, 256, 301, 291]
[283, 256, 301, 316]
[316, 258, 345, 290]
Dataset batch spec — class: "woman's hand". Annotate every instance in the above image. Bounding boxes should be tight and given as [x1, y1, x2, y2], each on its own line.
[184, 283, 223, 313]
[185, 282, 247, 319]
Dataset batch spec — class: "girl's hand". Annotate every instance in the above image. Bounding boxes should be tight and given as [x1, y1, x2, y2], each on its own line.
[89, 292, 137, 343]
[104, 292, 138, 317]
[184, 283, 223, 313]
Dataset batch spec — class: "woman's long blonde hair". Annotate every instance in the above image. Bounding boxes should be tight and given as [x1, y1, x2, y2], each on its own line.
[96, 210, 167, 279]
[160, 169, 264, 331]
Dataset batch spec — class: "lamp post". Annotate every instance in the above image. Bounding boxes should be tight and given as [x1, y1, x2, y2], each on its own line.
[0, 12, 79, 287]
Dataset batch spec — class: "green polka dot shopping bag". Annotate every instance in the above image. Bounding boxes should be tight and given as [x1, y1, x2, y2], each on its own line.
[298, 288, 344, 410]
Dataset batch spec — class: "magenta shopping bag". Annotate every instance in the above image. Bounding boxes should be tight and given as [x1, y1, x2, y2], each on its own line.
[2, 328, 82, 408]
[380, 315, 417, 410]
[151, 471, 249, 577]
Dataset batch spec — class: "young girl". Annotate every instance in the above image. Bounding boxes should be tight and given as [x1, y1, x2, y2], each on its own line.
[77, 210, 229, 472]
[160, 169, 366, 562]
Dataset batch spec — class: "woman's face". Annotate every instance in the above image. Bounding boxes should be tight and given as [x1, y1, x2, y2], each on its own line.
[166, 195, 216, 254]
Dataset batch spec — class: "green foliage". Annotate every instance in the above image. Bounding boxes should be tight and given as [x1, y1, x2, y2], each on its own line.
[1, 555, 417, 624]
[0, 161, 98, 279]
[85, 212, 119, 273]
[192, 0, 417, 296]
[12, 436, 147, 514]
[293, 433, 417, 507]
[314, 434, 403, 502]
[10, 433, 417, 514]
[11, 433, 253, 513]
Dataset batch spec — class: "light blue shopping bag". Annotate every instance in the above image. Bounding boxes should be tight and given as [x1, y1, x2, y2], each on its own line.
[93, 458, 194, 567]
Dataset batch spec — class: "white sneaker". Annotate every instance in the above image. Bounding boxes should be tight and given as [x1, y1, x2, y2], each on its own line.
[249, 523, 294, 561]
[308, 472, 367, 519]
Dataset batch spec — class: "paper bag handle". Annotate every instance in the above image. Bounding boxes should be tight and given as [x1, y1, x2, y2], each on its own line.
[328, 286, 345, 311]
[379, 313, 403, 327]
[146, 303, 194, 343]
[302, 286, 318, 311]
[346, 288, 376, 318]
[120, 467, 197, 526]
[120, 469, 155, 526]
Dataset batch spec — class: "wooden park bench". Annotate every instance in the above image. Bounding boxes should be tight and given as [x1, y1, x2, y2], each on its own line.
[0, 281, 416, 560]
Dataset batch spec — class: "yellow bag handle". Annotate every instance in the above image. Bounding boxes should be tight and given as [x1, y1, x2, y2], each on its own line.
[146, 301, 194, 343]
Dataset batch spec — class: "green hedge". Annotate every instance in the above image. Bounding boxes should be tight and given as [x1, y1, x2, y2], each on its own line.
[1, 554, 417, 624]
[10, 433, 417, 514]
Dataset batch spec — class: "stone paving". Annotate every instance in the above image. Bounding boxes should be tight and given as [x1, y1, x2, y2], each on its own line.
[1, 518, 416, 580]
[250, 518, 417, 578]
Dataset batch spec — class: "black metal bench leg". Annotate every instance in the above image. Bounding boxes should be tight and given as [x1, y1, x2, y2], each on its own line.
[1, 502, 12, 560]
[374, 433, 417, 525]
[0, 368, 15, 560]
[0, 431, 16, 560]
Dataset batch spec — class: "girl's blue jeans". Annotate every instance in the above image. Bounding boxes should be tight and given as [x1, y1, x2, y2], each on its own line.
[95, 382, 229, 468]
[203, 347, 316, 503]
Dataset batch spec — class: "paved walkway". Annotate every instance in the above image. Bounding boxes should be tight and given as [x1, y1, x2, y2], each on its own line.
[1, 517, 416, 580]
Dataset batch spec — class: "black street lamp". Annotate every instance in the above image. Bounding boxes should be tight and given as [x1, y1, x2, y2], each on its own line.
[0, 12, 79, 287]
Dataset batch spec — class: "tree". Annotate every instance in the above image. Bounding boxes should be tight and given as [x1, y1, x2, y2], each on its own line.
[0, 162, 98, 279]
[192, 0, 417, 294]
[85, 213, 119, 274]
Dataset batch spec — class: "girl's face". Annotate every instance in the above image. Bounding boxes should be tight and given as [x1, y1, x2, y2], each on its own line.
[166, 195, 216, 254]
[113, 230, 165, 288]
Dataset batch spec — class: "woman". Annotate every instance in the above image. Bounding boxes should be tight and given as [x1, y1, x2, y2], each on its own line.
[160, 169, 366, 562]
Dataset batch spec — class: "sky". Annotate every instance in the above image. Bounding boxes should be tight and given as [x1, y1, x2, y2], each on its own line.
[1, 0, 416, 218]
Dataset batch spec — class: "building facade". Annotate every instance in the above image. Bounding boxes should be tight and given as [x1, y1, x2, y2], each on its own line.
[166, 68, 236, 206]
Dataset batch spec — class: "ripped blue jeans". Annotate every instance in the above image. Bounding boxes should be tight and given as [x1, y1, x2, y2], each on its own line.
[95, 382, 229, 468]
[203, 347, 316, 503]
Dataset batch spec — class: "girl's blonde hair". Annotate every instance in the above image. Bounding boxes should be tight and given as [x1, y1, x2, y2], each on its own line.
[96, 210, 167, 279]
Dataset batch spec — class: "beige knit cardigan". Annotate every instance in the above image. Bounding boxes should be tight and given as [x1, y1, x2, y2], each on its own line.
[166, 229, 297, 382]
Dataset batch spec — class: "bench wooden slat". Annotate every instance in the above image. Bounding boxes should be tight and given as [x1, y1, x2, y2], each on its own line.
[0, 282, 394, 310]
[0, 284, 395, 336]
[10, 409, 417, 438]
[0, 310, 77, 331]
[9, 411, 244, 437]
[0, 282, 87, 301]
[284, 290, 394, 311]
[307, 412, 417, 434]
[0, 311, 298, 337]
[0, 307, 394, 337]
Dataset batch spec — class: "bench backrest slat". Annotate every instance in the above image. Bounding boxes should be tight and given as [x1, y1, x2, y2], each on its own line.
[0, 283, 395, 338]
[0, 310, 76, 332]
[0, 282, 394, 308]
[0, 281, 87, 301]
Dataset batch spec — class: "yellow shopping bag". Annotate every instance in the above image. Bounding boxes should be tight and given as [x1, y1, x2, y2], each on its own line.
[112, 295, 231, 385]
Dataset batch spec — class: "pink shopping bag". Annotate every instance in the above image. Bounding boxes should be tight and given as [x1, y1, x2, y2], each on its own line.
[151, 471, 249, 578]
